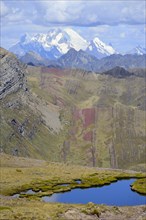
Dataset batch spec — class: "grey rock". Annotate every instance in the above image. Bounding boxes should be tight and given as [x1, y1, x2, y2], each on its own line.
[0, 47, 27, 99]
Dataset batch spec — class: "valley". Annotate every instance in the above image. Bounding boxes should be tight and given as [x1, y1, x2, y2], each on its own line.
[27, 65, 146, 170]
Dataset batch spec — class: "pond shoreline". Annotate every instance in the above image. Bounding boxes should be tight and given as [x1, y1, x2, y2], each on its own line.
[11, 178, 146, 206]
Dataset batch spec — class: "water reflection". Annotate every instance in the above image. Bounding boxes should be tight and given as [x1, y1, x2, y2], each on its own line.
[43, 194, 59, 202]
[74, 179, 82, 184]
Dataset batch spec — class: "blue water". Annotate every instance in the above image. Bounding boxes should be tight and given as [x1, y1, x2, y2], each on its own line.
[75, 179, 82, 184]
[42, 179, 146, 206]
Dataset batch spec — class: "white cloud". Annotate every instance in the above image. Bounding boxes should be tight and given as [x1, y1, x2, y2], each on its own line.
[0, 1, 10, 17]
[1, 0, 145, 27]
[33, 1, 84, 25]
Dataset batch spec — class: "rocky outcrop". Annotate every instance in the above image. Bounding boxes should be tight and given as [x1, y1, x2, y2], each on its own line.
[102, 66, 134, 78]
[0, 47, 27, 99]
[60, 206, 146, 220]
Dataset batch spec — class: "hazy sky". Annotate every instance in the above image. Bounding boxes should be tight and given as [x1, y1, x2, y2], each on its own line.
[1, 0, 146, 52]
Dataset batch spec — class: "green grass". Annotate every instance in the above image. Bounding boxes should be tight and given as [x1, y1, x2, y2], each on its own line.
[0, 206, 11, 211]
[131, 178, 146, 194]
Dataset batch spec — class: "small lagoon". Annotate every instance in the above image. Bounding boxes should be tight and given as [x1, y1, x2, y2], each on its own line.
[42, 179, 146, 206]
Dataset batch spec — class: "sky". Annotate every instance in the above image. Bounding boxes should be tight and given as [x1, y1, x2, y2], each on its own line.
[1, 0, 146, 53]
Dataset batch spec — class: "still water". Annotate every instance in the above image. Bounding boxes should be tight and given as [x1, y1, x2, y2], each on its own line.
[42, 179, 146, 206]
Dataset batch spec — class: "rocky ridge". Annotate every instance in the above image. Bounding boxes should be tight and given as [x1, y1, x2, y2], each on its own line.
[0, 48, 27, 99]
[102, 66, 134, 78]
[0, 48, 62, 159]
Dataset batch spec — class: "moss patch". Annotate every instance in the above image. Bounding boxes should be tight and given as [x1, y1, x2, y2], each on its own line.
[131, 178, 146, 195]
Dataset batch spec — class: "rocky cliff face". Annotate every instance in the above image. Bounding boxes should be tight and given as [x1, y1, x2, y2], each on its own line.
[0, 48, 27, 99]
[0, 48, 62, 159]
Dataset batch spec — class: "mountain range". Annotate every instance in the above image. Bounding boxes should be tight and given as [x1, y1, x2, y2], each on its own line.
[9, 28, 117, 59]
[18, 48, 146, 72]
[58, 49, 146, 72]
[9, 28, 146, 61]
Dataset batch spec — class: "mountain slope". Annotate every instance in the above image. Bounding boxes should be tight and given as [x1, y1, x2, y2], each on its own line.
[58, 48, 98, 71]
[97, 54, 146, 71]
[20, 51, 49, 66]
[26, 66, 146, 170]
[0, 48, 64, 160]
[1, 48, 145, 170]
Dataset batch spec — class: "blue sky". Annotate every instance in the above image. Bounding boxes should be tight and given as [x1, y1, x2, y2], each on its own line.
[1, 0, 146, 53]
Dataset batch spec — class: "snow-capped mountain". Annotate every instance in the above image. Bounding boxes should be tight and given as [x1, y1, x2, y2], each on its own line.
[127, 45, 146, 55]
[10, 28, 89, 59]
[86, 37, 116, 59]
[9, 34, 57, 59]
[45, 28, 88, 53]
[9, 28, 117, 59]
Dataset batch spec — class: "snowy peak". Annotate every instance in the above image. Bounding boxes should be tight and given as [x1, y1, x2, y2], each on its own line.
[127, 45, 146, 55]
[44, 28, 88, 54]
[93, 37, 116, 55]
[63, 28, 88, 51]
[86, 37, 116, 59]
